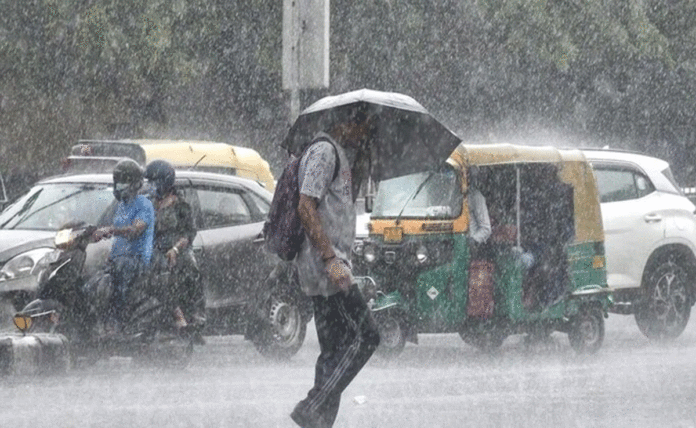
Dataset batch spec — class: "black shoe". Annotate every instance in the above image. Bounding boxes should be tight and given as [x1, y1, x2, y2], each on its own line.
[290, 402, 329, 428]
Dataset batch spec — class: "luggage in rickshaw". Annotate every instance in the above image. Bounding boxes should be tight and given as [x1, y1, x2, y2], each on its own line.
[466, 259, 495, 319]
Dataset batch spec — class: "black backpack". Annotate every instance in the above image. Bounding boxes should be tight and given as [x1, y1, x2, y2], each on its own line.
[263, 139, 339, 261]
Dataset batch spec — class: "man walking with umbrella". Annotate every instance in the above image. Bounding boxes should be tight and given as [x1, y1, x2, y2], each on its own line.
[283, 89, 461, 427]
[289, 103, 380, 428]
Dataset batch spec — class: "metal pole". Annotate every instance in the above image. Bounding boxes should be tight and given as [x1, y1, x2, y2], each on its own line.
[289, 0, 301, 123]
[516, 166, 521, 249]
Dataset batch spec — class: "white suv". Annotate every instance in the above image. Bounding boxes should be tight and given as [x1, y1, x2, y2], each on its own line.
[584, 149, 696, 340]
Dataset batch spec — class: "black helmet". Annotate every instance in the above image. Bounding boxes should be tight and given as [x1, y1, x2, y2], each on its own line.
[144, 159, 176, 198]
[112, 158, 143, 201]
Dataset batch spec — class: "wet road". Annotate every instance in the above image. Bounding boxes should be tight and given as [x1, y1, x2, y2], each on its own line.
[2, 314, 696, 428]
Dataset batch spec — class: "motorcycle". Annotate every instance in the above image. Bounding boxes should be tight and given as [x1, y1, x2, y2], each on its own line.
[12, 223, 198, 368]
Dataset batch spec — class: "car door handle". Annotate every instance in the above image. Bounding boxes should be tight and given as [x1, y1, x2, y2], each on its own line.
[644, 214, 662, 223]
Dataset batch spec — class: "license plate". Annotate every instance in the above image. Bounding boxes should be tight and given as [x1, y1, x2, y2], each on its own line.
[384, 227, 403, 243]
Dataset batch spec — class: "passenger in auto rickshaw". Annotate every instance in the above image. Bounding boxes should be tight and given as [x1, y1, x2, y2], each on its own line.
[475, 163, 575, 312]
[519, 164, 575, 310]
[465, 166, 494, 319]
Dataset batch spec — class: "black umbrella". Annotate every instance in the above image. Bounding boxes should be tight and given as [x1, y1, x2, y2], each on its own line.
[281, 89, 461, 182]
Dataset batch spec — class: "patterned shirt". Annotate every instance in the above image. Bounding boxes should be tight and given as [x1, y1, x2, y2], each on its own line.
[295, 133, 356, 297]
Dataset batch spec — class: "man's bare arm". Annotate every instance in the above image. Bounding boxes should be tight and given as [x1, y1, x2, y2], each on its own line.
[115, 219, 147, 241]
[298, 194, 335, 261]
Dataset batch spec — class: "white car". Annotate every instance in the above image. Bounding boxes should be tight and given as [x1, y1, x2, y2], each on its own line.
[584, 149, 696, 340]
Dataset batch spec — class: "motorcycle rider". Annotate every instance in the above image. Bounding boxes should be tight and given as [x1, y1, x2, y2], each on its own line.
[144, 160, 205, 336]
[93, 158, 155, 330]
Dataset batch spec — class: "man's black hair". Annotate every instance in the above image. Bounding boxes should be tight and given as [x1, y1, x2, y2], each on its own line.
[339, 102, 370, 125]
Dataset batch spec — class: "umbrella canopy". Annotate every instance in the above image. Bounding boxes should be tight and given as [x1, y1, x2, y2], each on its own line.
[281, 89, 461, 181]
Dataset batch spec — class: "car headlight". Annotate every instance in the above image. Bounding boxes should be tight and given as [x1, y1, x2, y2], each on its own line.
[0, 248, 56, 282]
[416, 245, 428, 264]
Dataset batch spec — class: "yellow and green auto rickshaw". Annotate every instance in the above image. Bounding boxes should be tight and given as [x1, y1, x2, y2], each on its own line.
[354, 143, 613, 356]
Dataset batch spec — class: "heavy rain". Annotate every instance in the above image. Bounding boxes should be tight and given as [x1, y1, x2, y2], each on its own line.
[2, 1, 696, 427]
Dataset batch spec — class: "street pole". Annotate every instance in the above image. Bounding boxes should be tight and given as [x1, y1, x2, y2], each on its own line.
[283, 0, 329, 125]
[289, 0, 301, 124]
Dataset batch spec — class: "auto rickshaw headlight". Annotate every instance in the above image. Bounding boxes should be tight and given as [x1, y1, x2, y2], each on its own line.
[416, 245, 428, 264]
[352, 240, 364, 257]
[364, 245, 376, 263]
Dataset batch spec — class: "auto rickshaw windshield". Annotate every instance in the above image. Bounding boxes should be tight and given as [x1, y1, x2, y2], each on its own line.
[371, 167, 463, 219]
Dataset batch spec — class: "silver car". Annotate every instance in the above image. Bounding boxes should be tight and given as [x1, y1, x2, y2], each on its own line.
[0, 171, 311, 358]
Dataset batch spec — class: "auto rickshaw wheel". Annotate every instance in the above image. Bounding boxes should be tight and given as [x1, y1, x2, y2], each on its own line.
[568, 305, 604, 354]
[251, 294, 307, 360]
[374, 312, 406, 358]
[635, 256, 691, 341]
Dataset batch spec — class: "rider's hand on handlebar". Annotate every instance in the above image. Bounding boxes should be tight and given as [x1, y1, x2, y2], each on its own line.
[92, 226, 113, 242]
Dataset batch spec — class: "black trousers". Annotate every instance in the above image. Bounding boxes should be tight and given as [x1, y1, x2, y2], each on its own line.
[299, 284, 380, 426]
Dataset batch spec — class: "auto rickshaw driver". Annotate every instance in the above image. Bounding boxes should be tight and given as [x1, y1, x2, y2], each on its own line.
[464, 165, 495, 319]
[465, 166, 492, 249]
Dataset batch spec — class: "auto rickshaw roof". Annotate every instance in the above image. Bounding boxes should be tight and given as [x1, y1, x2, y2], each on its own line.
[136, 140, 259, 167]
[448, 143, 587, 168]
[446, 142, 604, 245]
[136, 139, 274, 190]
[73, 139, 275, 192]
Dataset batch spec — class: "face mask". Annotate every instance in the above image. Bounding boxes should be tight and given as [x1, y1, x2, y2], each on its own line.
[113, 182, 133, 201]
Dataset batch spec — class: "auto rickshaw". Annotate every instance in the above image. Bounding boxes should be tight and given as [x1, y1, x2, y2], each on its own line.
[354, 143, 613, 356]
[66, 139, 276, 192]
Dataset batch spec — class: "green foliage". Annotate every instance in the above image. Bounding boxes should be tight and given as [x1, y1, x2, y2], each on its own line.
[3, 0, 696, 186]
[477, 0, 673, 70]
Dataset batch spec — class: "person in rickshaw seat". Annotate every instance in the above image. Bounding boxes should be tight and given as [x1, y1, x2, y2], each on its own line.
[467, 166, 492, 251]
[519, 164, 575, 311]
[465, 166, 494, 319]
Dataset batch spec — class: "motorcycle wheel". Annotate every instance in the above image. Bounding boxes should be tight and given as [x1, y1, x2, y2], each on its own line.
[251, 294, 307, 360]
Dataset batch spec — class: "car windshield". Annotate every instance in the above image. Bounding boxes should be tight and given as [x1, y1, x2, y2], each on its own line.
[0, 183, 114, 231]
[372, 168, 462, 219]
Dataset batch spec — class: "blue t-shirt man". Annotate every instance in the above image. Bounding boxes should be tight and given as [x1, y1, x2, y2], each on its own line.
[110, 194, 155, 265]
[94, 193, 155, 326]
